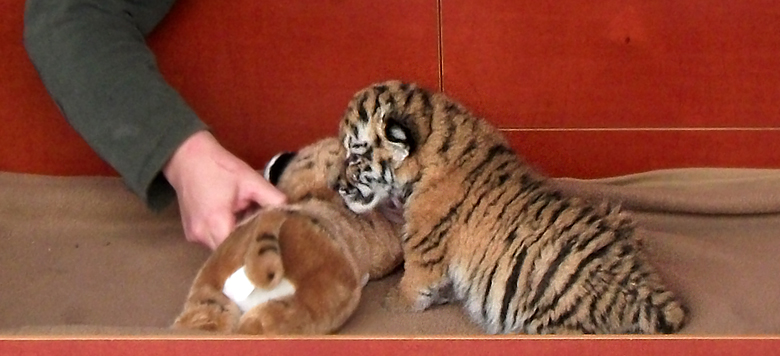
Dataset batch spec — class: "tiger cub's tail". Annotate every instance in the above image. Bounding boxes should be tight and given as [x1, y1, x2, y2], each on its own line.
[611, 208, 687, 334]
[638, 285, 687, 334]
[571, 203, 687, 334]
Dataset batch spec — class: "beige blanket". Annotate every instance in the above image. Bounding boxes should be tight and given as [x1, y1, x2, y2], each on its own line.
[1, 169, 778, 335]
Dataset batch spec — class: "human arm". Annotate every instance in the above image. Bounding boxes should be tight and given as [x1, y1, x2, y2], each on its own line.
[23, 0, 199, 209]
[23, 0, 286, 248]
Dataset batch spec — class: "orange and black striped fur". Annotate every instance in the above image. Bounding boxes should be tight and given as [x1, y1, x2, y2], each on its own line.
[173, 138, 403, 334]
[334, 80, 687, 334]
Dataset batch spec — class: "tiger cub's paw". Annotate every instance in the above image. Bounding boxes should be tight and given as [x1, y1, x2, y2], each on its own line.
[381, 283, 439, 313]
[381, 285, 419, 313]
[173, 296, 241, 333]
[382, 271, 454, 313]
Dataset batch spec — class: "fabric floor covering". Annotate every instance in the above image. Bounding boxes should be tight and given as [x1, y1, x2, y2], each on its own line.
[1, 169, 779, 336]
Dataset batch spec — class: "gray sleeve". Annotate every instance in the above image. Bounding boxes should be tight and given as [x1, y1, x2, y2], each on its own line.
[23, 0, 208, 210]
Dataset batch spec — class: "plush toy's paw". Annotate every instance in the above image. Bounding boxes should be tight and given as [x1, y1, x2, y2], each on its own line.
[173, 295, 241, 333]
[237, 298, 314, 334]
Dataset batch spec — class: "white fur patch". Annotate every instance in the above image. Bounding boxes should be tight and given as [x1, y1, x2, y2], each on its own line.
[387, 125, 407, 142]
[222, 267, 296, 313]
[355, 182, 375, 197]
[392, 148, 408, 166]
[344, 187, 389, 214]
[342, 135, 352, 158]
[357, 123, 372, 146]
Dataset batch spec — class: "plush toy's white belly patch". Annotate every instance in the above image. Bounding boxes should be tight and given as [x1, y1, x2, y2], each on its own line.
[222, 267, 296, 313]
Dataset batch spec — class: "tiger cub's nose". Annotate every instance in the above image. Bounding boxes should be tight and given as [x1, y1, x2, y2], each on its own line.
[346, 153, 362, 165]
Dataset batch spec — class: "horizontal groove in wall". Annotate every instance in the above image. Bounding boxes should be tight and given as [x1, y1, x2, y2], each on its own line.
[504, 129, 780, 178]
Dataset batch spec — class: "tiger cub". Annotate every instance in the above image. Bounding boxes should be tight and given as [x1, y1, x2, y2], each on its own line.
[334, 80, 687, 334]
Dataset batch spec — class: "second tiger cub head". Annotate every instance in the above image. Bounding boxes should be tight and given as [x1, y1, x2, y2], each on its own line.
[335, 80, 443, 213]
[264, 137, 343, 205]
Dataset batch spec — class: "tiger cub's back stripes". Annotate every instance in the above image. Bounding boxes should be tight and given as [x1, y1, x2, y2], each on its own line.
[335, 80, 687, 334]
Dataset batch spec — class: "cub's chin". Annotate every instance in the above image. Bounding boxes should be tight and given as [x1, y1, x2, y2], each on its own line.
[339, 184, 390, 214]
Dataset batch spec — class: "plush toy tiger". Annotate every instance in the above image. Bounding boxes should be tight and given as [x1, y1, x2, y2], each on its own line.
[173, 138, 403, 334]
[334, 80, 687, 334]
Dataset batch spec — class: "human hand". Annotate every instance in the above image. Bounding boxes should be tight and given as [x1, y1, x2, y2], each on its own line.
[163, 131, 287, 249]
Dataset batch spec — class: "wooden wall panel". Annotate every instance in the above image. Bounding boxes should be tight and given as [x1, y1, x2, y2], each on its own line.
[149, 0, 440, 171]
[0, 0, 440, 176]
[0, 0, 117, 176]
[3, 0, 780, 178]
[440, 0, 780, 177]
[441, 0, 780, 129]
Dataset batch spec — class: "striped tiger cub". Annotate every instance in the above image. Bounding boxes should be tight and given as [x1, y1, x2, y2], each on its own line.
[334, 80, 687, 334]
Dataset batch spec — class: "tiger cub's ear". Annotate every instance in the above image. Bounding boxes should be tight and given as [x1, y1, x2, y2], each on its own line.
[263, 151, 297, 186]
[384, 116, 415, 162]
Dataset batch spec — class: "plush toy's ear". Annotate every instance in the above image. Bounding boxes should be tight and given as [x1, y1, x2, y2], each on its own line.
[263, 151, 297, 185]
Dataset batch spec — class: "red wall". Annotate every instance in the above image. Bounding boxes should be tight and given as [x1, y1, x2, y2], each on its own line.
[2, 0, 779, 178]
[441, 0, 780, 177]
